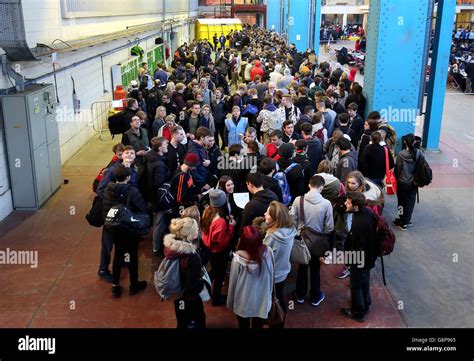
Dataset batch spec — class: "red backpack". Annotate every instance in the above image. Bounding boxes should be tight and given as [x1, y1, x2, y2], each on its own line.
[314, 128, 324, 143]
[374, 212, 396, 256]
[373, 212, 396, 286]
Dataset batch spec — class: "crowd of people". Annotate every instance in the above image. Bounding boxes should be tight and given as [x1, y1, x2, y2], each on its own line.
[449, 26, 473, 93]
[93, 24, 423, 329]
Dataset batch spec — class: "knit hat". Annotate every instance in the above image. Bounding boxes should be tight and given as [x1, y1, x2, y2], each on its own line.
[184, 153, 199, 168]
[278, 142, 295, 159]
[169, 217, 198, 241]
[209, 189, 226, 208]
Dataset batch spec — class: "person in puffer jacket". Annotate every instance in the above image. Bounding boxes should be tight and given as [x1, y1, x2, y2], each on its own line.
[163, 217, 206, 329]
[263, 201, 296, 328]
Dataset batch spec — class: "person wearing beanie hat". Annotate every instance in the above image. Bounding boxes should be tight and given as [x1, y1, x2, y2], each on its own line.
[276, 142, 306, 200]
[201, 191, 236, 306]
[184, 152, 199, 168]
[163, 217, 206, 329]
[209, 189, 227, 208]
[170, 153, 203, 216]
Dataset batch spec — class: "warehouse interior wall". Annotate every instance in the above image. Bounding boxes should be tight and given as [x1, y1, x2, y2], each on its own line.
[0, 0, 196, 221]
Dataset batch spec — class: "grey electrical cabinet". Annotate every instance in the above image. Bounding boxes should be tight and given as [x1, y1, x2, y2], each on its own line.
[1, 84, 61, 210]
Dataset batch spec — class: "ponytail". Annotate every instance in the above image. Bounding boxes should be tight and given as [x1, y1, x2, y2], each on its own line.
[402, 133, 416, 159]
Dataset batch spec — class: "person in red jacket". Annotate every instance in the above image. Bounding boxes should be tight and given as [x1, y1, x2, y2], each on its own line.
[250, 60, 264, 81]
[201, 189, 236, 306]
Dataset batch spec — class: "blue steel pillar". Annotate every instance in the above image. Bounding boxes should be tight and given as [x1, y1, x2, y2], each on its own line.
[287, 0, 311, 52]
[313, 0, 322, 56]
[423, 0, 456, 150]
[267, 0, 283, 33]
[364, 0, 431, 143]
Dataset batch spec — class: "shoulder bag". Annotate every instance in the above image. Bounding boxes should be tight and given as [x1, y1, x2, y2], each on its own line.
[299, 196, 330, 258]
[265, 247, 285, 326]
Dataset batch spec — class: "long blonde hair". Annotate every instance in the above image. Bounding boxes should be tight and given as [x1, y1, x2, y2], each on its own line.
[266, 201, 294, 233]
[345, 171, 366, 193]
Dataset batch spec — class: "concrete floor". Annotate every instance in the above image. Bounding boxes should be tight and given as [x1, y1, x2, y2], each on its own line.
[0, 132, 404, 328]
[380, 92, 474, 328]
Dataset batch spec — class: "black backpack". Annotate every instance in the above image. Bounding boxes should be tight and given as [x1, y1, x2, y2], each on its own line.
[104, 191, 150, 236]
[157, 183, 174, 211]
[413, 153, 432, 188]
[108, 111, 127, 136]
[86, 196, 104, 227]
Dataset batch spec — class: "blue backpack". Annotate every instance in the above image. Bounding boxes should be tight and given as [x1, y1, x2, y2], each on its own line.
[242, 104, 258, 116]
[273, 163, 298, 206]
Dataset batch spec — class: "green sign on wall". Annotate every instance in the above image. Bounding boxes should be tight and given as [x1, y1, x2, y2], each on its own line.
[119, 44, 164, 88]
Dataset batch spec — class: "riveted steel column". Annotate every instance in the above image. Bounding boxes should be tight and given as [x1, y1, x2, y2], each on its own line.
[364, 0, 431, 146]
[313, 0, 322, 56]
[267, 0, 283, 33]
[423, 0, 457, 150]
[287, 0, 311, 52]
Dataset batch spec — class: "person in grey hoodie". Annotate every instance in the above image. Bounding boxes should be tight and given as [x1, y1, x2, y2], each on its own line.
[227, 225, 274, 329]
[394, 134, 421, 231]
[263, 201, 296, 328]
[290, 175, 334, 307]
[335, 136, 358, 182]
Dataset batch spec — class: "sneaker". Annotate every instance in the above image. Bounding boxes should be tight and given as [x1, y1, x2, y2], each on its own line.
[129, 281, 147, 295]
[336, 268, 351, 279]
[311, 292, 325, 307]
[294, 292, 305, 304]
[340, 308, 364, 323]
[406, 221, 413, 227]
[393, 219, 408, 231]
[98, 270, 113, 283]
[112, 285, 122, 298]
[396, 223, 408, 231]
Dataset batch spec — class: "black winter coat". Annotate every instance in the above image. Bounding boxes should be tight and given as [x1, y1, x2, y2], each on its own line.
[305, 137, 324, 178]
[146, 151, 171, 211]
[240, 189, 278, 231]
[358, 143, 394, 181]
[345, 207, 377, 270]
[261, 174, 283, 203]
[277, 158, 306, 199]
[102, 183, 147, 220]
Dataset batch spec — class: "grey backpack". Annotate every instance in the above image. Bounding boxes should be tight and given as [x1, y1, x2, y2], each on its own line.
[154, 258, 183, 300]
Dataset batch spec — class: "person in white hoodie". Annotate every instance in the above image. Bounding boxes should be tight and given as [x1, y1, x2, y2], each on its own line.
[263, 201, 296, 328]
[227, 225, 274, 329]
[290, 175, 334, 307]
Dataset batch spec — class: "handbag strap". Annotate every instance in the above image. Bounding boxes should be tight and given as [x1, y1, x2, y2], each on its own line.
[384, 146, 390, 177]
[299, 196, 306, 226]
[267, 246, 277, 297]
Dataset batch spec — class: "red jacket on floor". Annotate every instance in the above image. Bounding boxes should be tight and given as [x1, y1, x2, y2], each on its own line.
[202, 218, 234, 253]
